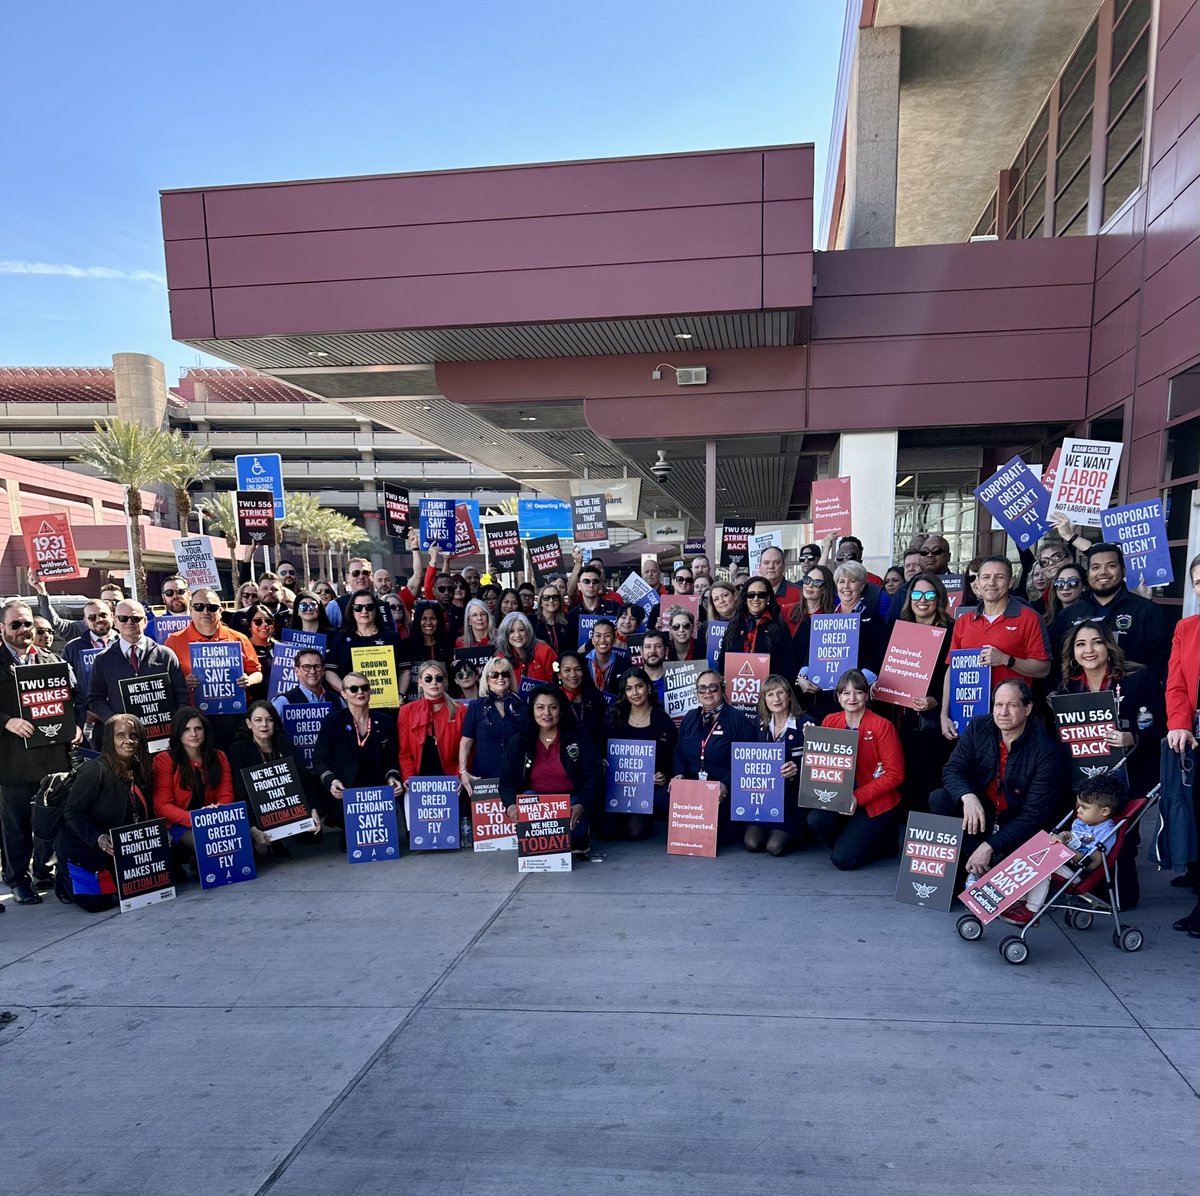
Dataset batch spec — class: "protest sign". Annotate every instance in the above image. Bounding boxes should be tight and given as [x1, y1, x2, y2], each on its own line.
[280, 701, 330, 769]
[947, 650, 991, 731]
[974, 456, 1051, 548]
[811, 477, 853, 539]
[747, 528, 783, 575]
[895, 813, 964, 911]
[618, 570, 658, 609]
[724, 652, 770, 713]
[470, 779, 517, 851]
[118, 673, 173, 749]
[527, 534, 565, 584]
[606, 739, 656, 814]
[189, 641, 246, 716]
[517, 676, 541, 701]
[192, 802, 257, 890]
[664, 659, 706, 723]
[453, 501, 480, 556]
[807, 613, 860, 689]
[516, 794, 572, 872]
[1048, 437, 1124, 527]
[77, 646, 102, 694]
[666, 779, 720, 857]
[344, 785, 401, 863]
[406, 775, 461, 850]
[280, 627, 325, 651]
[571, 493, 609, 549]
[797, 725, 857, 813]
[943, 574, 966, 617]
[20, 512, 81, 582]
[111, 818, 175, 912]
[14, 661, 73, 748]
[1049, 691, 1121, 787]
[269, 629, 327, 702]
[730, 742, 785, 823]
[1039, 447, 1061, 497]
[720, 520, 755, 569]
[235, 453, 284, 519]
[1100, 499, 1172, 587]
[350, 645, 399, 709]
[146, 612, 190, 643]
[240, 758, 315, 841]
[874, 622, 947, 707]
[419, 498, 455, 551]
[625, 633, 645, 668]
[454, 644, 494, 682]
[658, 594, 699, 633]
[171, 535, 221, 592]
[382, 483, 410, 538]
[518, 497, 572, 540]
[705, 620, 729, 669]
[483, 518, 521, 571]
[959, 831, 1076, 923]
[235, 491, 276, 548]
[684, 537, 707, 556]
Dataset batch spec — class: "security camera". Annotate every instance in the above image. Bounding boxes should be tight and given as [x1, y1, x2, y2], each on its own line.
[650, 450, 672, 483]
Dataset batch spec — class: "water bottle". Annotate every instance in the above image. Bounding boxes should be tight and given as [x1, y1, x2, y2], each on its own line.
[1136, 706, 1152, 731]
[460, 813, 473, 849]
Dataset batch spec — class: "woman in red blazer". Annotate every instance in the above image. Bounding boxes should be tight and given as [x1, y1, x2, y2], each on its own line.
[152, 706, 235, 860]
[1166, 553, 1200, 751]
[495, 612, 558, 689]
[807, 669, 905, 870]
[397, 660, 465, 784]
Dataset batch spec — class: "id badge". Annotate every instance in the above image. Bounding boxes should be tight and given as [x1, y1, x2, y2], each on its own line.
[698, 770, 708, 781]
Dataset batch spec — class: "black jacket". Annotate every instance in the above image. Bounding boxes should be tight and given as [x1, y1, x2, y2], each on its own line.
[87, 638, 189, 724]
[0, 646, 78, 785]
[312, 708, 401, 793]
[718, 616, 795, 684]
[941, 715, 1067, 857]
[499, 725, 602, 812]
[61, 757, 150, 861]
[1070, 587, 1171, 679]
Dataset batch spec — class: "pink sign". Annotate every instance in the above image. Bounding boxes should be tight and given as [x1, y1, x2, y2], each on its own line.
[724, 652, 770, 713]
[812, 477, 853, 539]
[666, 779, 720, 857]
[958, 832, 1077, 924]
[873, 621, 947, 707]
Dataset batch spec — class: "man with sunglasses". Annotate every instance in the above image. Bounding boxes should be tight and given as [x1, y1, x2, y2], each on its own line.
[88, 600, 188, 740]
[276, 560, 299, 591]
[144, 575, 192, 644]
[566, 561, 620, 647]
[824, 536, 884, 587]
[63, 601, 118, 744]
[0, 599, 84, 903]
[326, 555, 403, 632]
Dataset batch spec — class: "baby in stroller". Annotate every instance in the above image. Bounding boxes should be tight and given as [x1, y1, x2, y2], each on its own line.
[1001, 774, 1125, 926]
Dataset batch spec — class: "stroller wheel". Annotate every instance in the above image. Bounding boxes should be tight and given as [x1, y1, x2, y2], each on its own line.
[1000, 935, 1029, 965]
[956, 915, 983, 942]
[1117, 927, 1144, 952]
[1069, 910, 1093, 931]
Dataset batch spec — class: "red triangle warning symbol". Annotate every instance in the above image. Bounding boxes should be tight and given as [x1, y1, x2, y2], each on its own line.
[36, 520, 56, 535]
[737, 661, 755, 676]
[1028, 848, 1050, 867]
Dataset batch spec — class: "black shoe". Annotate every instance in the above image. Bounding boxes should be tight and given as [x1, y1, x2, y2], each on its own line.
[338, 831, 347, 852]
[32, 876, 54, 893]
[11, 880, 43, 905]
[1170, 873, 1199, 888]
[269, 841, 291, 860]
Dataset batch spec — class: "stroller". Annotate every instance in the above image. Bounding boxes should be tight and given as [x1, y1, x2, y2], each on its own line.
[957, 784, 1160, 966]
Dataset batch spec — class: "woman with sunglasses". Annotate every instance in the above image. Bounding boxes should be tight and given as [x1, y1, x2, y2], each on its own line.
[288, 589, 334, 638]
[381, 592, 411, 639]
[495, 612, 557, 689]
[554, 650, 609, 749]
[786, 564, 836, 667]
[531, 587, 569, 655]
[889, 573, 954, 813]
[664, 606, 699, 662]
[459, 657, 527, 795]
[717, 576, 794, 684]
[1042, 560, 1088, 626]
[240, 603, 280, 704]
[313, 673, 403, 837]
[326, 593, 411, 704]
[397, 660, 465, 791]
[604, 666, 677, 841]
[807, 669, 904, 871]
[744, 674, 812, 856]
[517, 583, 537, 614]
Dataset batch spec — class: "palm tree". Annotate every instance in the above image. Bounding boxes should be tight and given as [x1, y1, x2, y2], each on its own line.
[162, 431, 226, 532]
[281, 493, 322, 586]
[309, 508, 342, 586]
[73, 419, 172, 602]
[201, 492, 242, 589]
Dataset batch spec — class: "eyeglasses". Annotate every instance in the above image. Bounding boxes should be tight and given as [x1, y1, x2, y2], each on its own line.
[1055, 578, 1082, 589]
[297, 602, 318, 612]
[675, 575, 693, 584]
[349, 569, 369, 577]
[192, 603, 222, 614]
[745, 591, 770, 600]
[115, 614, 145, 624]
[434, 586, 451, 594]
[351, 604, 375, 613]
[920, 547, 948, 557]
[967, 574, 979, 584]
[803, 577, 825, 587]
[670, 622, 693, 631]
[697, 683, 721, 693]
[297, 662, 324, 671]
[911, 590, 938, 602]
[162, 589, 184, 597]
[579, 578, 600, 585]
[1038, 552, 1069, 568]
[490, 670, 512, 679]
[542, 595, 561, 603]
[251, 618, 272, 626]
[344, 683, 372, 694]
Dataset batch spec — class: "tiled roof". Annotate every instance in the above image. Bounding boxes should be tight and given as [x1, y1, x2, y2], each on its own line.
[172, 368, 310, 404]
[0, 367, 115, 403]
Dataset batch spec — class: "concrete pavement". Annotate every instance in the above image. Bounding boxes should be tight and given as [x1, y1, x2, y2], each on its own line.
[1, 835, 1196, 1195]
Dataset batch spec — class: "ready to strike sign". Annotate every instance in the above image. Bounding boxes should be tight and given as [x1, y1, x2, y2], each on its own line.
[959, 831, 1076, 923]
[406, 776, 460, 850]
[14, 661, 74, 748]
[111, 818, 175, 912]
[516, 794, 572, 872]
[894, 813, 963, 912]
[606, 739, 655, 813]
[973, 455, 1051, 547]
[471, 780, 516, 851]
[241, 758, 315, 841]
[20, 512, 81, 582]
[1100, 499, 1173, 587]
[948, 650, 990, 731]
[1048, 437, 1123, 527]
[797, 725, 857, 813]
[1049, 691, 1121, 787]
[731, 742, 785, 823]
[807, 613, 860, 690]
[344, 786, 400, 863]
[192, 802, 257, 891]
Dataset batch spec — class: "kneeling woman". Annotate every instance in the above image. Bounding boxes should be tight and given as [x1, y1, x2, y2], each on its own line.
[604, 666, 677, 841]
[807, 669, 904, 870]
[61, 714, 154, 912]
[745, 674, 811, 857]
[499, 685, 600, 854]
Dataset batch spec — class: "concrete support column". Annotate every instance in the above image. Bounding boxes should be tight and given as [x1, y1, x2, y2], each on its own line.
[830, 431, 898, 578]
[844, 24, 901, 249]
[704, 439, 717, 562]
[112, 353, 169, 429]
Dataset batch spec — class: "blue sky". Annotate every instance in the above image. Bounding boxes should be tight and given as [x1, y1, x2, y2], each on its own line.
[0, 1, 843, 379]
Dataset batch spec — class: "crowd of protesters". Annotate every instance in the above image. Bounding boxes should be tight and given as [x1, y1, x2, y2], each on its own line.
[2, 515, 1196, 943]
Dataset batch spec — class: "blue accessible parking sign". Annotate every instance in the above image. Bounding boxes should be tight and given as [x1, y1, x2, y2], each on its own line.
[235, 453, 285, 519]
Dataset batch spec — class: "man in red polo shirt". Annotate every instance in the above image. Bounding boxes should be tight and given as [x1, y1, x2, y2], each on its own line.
[940, 554, 1049, 739]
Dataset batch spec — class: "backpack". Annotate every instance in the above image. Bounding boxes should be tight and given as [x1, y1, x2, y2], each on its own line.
[32, 766, 78, 843]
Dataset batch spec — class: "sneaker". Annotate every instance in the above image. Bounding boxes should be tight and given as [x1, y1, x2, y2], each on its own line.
[998, 903, 1036, 926]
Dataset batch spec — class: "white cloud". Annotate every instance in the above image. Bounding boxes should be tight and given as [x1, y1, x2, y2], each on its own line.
[0, 259, 166, 285]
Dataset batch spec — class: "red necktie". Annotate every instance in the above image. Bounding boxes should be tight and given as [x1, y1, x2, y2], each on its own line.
[129, 646, 139, 673]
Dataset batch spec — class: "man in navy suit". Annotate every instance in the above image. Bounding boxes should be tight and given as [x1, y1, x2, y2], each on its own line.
[64, 600, 119, 744]
[88, 600, 188, 731]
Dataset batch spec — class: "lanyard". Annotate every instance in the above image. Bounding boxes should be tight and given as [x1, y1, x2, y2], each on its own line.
[699, 710, 723, 763]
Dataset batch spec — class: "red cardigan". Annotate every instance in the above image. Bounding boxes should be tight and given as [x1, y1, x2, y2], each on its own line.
[820, 709, 904, 818]
[397, 698, 466, 780]
[508, 641, 558, 687]
[152, 750, 234, 828]
[1166, 614, 1200, 733]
